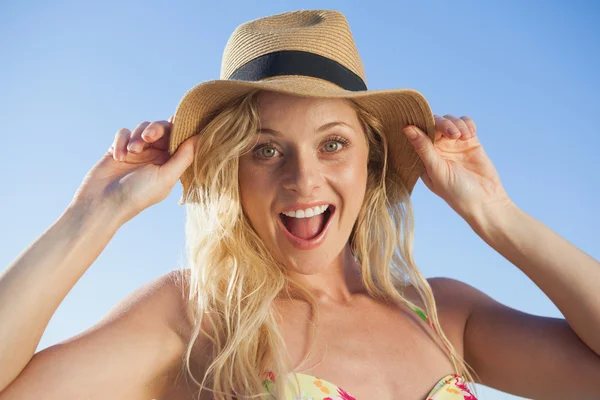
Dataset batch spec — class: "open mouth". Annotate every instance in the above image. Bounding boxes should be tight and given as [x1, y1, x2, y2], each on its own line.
[279, 206, 334, 242]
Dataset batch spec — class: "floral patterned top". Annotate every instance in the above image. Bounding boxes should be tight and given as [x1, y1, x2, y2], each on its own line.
[262, 303, 477, 400]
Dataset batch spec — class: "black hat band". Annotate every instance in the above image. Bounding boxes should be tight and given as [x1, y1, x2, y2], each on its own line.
[227, 50, 367, 92]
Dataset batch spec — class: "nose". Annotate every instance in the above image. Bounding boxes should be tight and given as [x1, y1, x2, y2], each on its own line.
[281, 149, 322, 197]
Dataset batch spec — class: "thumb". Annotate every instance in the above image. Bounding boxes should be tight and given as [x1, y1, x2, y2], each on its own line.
[159, 135, 198, 184]
[402, 125, 442, 169]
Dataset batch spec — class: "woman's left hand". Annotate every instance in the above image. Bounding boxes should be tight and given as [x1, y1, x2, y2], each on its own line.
[403, 114, 513, 223]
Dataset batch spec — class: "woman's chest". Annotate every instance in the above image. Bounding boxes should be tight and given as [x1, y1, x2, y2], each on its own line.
[164, 292, 467, 400]
[272, 296, 464, 400]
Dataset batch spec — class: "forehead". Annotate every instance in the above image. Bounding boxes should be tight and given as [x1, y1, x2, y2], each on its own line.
[257, 91, 360, 128]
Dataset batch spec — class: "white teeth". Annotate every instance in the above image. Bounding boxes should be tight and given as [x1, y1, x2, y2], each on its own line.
[282, 205, 330, 219]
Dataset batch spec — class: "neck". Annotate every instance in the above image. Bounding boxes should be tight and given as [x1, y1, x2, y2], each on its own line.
[284, 243, 366, 305]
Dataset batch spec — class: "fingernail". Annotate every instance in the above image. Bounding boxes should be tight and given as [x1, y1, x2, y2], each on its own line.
[143, 128, 156, 138]
[404, 127, 418, 139]
[448, 127, 460, 137]
[128, 142, 141, 153]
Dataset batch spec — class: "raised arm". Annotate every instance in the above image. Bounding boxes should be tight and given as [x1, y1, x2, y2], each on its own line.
[403, 115, 600, 398]
[0, 118, 198, 398]
[0, 201, 123, 390]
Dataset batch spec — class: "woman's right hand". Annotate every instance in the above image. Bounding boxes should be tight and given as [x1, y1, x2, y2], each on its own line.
[71, 117, 197, 224]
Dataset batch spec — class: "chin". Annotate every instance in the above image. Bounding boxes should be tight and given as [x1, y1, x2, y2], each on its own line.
[272, 237, 349, 276]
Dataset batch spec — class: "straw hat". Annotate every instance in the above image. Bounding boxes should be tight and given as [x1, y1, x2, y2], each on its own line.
[169, 9, 436, 204]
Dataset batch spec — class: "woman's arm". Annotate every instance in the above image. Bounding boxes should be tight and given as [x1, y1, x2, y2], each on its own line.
[0, 201, 124, 391]
[0, 201, 190, 399]
[455, 203, 600, 398]
[429, 275, 600, 399]
[403, 116, 600, 397]
[0, 118, 198, 397]
[471, 202, 600, 357]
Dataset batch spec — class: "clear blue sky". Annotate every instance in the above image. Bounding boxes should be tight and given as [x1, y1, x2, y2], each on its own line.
[1, 1, 598, 399]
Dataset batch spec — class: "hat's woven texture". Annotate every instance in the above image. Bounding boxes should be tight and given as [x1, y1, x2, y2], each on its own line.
[169, 10, 436, 204]
[221, 10, 365, 81]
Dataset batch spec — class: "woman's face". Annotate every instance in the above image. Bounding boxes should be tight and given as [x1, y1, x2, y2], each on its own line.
[239, 92, 369, 274]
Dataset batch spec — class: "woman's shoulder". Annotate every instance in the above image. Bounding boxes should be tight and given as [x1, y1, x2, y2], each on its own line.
[1, 270, 199, 398]
[98, 269, 195, 344]
[149, 269, 194, 338]
[151, 270, 217, 349]
[403, 277, 480, 314]
[147, 268, 218, 344]
[402, 277, 481, 356]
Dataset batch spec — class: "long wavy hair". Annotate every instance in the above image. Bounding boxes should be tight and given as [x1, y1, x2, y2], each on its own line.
[178, 90, 478, 399]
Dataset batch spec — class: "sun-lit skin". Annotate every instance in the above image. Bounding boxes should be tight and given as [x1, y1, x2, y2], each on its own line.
[238, 92, 370, 302]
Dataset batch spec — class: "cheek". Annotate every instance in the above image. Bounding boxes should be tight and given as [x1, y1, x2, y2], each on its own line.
[240, 165, 272, 195]
[331, 157, 368, 204]
[335, 161, 366, 186]
[238, 161, 273, 225]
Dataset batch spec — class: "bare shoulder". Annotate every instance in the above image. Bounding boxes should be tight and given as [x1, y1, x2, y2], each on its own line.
[402, 276, 482, 316]
[402, 277, 484, 357]
[96, 269, 194, 342]
[144, 269, 194, 337]
[0, 269, 195, 399]
[413, 279, 600, 397]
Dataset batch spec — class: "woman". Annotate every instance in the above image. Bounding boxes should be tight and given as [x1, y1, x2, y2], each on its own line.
[0, 9, 599, 400]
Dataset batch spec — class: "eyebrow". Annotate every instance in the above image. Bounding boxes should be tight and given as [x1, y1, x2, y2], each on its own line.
[258, 121, 353, 136]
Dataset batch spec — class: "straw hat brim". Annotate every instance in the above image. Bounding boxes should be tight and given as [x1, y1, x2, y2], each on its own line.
[169, 75, 436, 204]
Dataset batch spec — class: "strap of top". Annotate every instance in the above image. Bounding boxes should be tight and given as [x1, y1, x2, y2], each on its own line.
[406, 301, 429, 324]
[404, 300, 460, 374]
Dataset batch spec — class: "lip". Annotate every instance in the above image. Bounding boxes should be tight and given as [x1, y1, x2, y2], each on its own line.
[276, 205, 335, 250]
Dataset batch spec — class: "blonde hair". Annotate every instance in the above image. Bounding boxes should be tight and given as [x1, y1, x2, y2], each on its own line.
[179, 90, 478, 399]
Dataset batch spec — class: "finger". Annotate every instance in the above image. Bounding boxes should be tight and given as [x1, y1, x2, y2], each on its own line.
[126, 121, 151, 154]
[106, 145, 115, 160]
[113, 128, 132, 162]
[402, 125, 443, 170]
[460, 116, 477, 137]
[159, 135, 198, 185]
[140, 120, 171, 151]
[128, 120, 171, 153]
[443, 114, 471, 140]
[434, 114, 460, 140]
[168, 115, 175, 124]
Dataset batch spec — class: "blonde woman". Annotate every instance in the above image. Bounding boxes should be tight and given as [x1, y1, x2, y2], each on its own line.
[1, 10, 599, 400]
